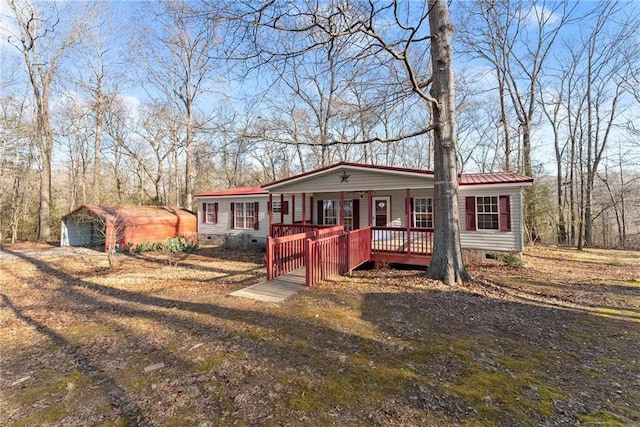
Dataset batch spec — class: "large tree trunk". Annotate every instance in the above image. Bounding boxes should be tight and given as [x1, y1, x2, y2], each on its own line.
[426, 0, 471, 285]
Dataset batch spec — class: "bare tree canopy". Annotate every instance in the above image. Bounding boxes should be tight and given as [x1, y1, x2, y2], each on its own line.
[0, 0, 639, 253]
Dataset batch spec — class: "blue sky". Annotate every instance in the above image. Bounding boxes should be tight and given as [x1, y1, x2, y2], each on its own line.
[1, 0, 638, 175]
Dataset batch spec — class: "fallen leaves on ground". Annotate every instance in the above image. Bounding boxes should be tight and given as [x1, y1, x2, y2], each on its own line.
[0, 244, 638, 426]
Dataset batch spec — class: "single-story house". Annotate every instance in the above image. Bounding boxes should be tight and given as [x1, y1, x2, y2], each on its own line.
[195, 162, 533, 284]
[61, 205, 197, 252]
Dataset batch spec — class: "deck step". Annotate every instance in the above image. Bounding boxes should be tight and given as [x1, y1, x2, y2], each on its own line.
[229, 267, 306, 302]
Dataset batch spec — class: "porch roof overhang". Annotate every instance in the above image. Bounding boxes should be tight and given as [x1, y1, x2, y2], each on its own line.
[262, 162, 533, 195]
[262, 162, 436, 194]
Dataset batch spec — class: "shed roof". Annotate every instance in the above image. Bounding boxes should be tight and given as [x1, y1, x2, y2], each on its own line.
[63, 205, 196, 222]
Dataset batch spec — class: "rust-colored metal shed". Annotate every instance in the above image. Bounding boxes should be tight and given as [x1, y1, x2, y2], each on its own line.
[60, 205, 197, 252]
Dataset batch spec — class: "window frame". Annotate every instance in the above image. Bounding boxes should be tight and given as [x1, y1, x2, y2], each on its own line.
[412, 197, 433, 229]
[204, 202, 218, 224]
[476, 196, 499, 230]
[322, 199, 354, 230]
[233, 201, 255, 230]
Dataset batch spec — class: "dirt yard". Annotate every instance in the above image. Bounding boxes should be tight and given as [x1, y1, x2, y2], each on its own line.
[1, 244, 638, 426]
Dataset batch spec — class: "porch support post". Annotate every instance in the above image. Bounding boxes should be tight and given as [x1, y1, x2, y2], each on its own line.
[292, 194, 296, 224]
[406, 188, 411, 256]
[268, 193, 273, 235]
[367, 190, 372, 227]
[310, 196, 314, 224]
[280, 193, 284, 224]
[339, 191, 345, 229]
[302, 192, 306, 225]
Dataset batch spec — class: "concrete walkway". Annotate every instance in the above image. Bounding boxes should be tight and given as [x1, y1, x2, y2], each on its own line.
[229, 268, 306, 302]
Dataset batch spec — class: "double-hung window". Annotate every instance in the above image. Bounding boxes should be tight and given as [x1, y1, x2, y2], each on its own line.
[322, 199, 354, 230]
[413, 197, 433, 228]
[323, 200, 339, 225]
[465, 195, 511, 232]
[203, 202, 218, 224]
[233, 202, 255, 229]
[476, 196, 499, 230]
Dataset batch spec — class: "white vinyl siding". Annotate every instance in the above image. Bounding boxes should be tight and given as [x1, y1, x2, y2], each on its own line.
[459, 187, 524, 251]
[270, 168, 434, 194]
[197, 196, 269, 238]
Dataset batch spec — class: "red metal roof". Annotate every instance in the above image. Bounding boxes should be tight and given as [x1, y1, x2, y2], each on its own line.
[194, 186, 268, 197]
[195, 164, 533, 197]
[459, 171, 533, 185]
[262, 162, 532, 188]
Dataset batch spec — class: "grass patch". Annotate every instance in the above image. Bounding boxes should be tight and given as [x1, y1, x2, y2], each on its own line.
[2, 244, 639, 425]
[8, 403, 67, 427]
[11, 370, 93, 406]
[579, 410, 631, 426]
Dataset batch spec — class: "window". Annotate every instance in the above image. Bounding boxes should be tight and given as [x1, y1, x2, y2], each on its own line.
[413, 197, 433, 228]
[476, 196, 499, 230]
[233, 202, 256, 229]
[465, 195, 511, 232]
[204, 202, 218, 224]
[323, 200, 339, 225]
[270, 200, 289, 214]
[322, 199, 354, 230]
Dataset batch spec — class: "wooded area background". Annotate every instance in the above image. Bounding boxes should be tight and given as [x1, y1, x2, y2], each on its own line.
[1, 0, 639, 249]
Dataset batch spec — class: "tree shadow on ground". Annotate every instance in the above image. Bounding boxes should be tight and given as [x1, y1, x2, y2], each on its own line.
[359, 289, 640, 424]
[0, 294, 152, 426]
[472, 276, 640, 319]
[4, 248, 639, 425]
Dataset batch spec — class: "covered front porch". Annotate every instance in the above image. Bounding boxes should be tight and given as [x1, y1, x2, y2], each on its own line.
[262, 163, 437, 285]
[265, 189, 434, 286]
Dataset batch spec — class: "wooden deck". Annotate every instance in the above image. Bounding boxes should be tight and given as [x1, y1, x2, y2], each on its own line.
[229, 268, 306, 302]
[370, 251, 432, 266]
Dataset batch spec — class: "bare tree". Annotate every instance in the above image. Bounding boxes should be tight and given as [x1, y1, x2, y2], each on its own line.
[135, 1, 220, 210]
[226, 0, 469, 284]
[5, 0, 87, 241]
[457, 0, 578, 242]
[0, 94, 36, 244]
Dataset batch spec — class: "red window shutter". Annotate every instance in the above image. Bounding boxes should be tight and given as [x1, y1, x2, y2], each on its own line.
[282, 201, 289, 215]
[230, 202, 235, 229]
[465, 196, 476, 231]
[499, 195, 511, 232]
[352, 199, 360, 229]
[213, 202, 218, 224]
[317, 200, 323, 225]
[202, 203, 207, 224]
[253, 201, 260, 230]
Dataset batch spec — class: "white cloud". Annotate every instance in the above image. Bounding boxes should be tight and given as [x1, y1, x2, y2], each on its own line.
[526, 4, 560, 27]
[0, 0, 20, 52]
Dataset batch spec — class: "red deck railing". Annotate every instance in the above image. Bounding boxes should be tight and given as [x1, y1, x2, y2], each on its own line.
[305, 233, 347, 286]
[305, 227, 372, 287]
[266, 225, 344, 280]
[270, 223, 333, 238]
[371, 227, 433, 255]
[345, 227, 372, 272]
[266, 225, 432, 286]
